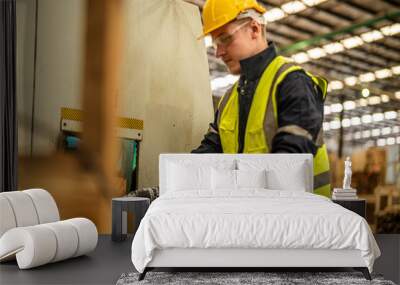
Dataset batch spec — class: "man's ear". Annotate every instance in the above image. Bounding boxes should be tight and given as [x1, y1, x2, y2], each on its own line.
[250, 21, 261, 39]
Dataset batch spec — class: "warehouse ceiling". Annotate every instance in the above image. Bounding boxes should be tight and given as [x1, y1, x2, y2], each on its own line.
[185, 0, 400, 149]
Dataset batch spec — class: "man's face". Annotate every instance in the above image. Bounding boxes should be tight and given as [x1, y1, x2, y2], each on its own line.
[211, 20, 254, 75]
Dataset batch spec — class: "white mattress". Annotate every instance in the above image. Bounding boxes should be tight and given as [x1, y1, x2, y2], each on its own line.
[131, 190, 380, 273]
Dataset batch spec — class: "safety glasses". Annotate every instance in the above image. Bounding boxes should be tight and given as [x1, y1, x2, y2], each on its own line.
[212, 20, 251, 49]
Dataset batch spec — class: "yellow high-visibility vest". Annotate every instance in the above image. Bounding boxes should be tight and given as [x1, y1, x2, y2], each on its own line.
[217, 55, 331, 197]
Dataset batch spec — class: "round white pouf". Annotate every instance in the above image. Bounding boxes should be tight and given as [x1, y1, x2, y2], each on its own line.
[42, 221, 79, 262]
[0, 218, 98, 269]
[0, 196, 17, 237]
[24, 189, 60, 224]
[66, 218, 98, 257]
[0, 192, 39, 227]
[0, 225, 57, 269]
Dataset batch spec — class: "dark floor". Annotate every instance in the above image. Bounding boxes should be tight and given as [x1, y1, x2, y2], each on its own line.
[374, 234, 400, 284]
[0, 234, 399, 285]
[0, 235, 134, 285]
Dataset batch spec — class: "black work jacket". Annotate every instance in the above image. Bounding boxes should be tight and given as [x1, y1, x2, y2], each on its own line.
[192, 43, 324, 155]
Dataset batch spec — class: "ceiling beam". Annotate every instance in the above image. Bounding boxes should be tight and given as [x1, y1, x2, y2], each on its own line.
[280, 10, 400, 54]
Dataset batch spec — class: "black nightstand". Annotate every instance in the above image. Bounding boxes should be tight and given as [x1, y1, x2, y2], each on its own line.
[332, 199, 366, 218]
[111, 197, 150, 242]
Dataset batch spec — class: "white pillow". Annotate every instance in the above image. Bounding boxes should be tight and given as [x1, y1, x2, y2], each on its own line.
[266, 165, 306, 191]
[236, 169, 267, 189]
[211, 168, 236, 190]
[167, 162, 211, 191]
[167, 158, 236, 171]
[238, 159, 308, 191]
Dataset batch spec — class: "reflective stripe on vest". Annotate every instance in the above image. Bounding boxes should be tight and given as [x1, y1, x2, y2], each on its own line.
[217, 55, 331, 197]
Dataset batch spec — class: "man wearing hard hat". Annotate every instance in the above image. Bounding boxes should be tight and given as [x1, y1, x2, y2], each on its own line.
[192, 0, 331, 197]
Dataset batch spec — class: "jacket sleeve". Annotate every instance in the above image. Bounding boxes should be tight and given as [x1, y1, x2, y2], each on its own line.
[271, 70, 324, 156]
[191, 109, 223, 153]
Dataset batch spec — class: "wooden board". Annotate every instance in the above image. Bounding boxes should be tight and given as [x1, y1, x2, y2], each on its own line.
[18, 153, 126, 234]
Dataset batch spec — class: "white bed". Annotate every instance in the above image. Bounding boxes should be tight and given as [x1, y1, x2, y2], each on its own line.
[131, 154, 380, 280]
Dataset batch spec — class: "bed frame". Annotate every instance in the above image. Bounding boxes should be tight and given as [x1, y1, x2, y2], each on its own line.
[138, 154, 372, 281]
[140, 248, 371, 280]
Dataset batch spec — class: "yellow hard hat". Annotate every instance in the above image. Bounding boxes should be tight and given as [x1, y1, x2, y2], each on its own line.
[200, 0, 266, 38]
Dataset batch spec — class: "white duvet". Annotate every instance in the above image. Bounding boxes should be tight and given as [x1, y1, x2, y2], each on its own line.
[131, 190, 380, 273]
